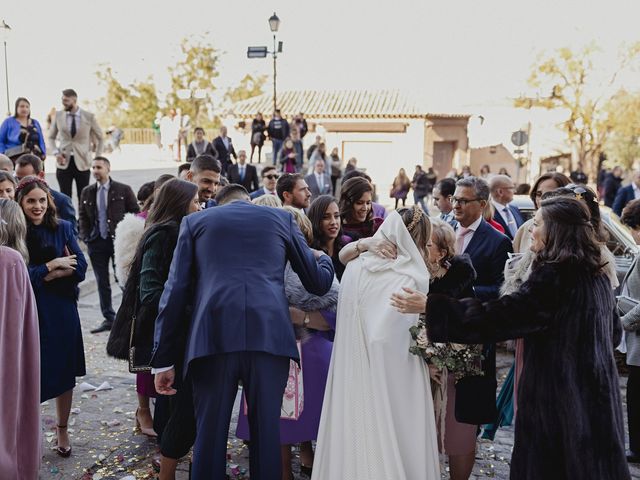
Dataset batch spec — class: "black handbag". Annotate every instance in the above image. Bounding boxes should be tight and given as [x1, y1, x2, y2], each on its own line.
[454, 343, 498, 424]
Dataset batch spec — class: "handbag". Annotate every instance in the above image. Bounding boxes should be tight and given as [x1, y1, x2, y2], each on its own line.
[454, 374, 498, 425]
[5, 136, 30, 161]
[618, 295, 640, 316]
[127, 288, 153, 373]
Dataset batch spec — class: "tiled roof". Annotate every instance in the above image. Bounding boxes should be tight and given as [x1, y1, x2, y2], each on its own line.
[230, 90, 470, 120]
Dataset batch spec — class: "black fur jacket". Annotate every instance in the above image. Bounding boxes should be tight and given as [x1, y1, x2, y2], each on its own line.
[427, 261, 630, 480]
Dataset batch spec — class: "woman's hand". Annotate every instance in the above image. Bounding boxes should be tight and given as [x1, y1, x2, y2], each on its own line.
[428, 364, 443, 385]
[390, 287, 427, 314]
[289, 306, 306, 326]
[44, 268, 74, 282]
[54, 255, 77, 271]
[363, 237, 397, 259]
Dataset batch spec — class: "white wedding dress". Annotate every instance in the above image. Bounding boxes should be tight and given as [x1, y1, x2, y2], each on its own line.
[312, 211, 440, 480]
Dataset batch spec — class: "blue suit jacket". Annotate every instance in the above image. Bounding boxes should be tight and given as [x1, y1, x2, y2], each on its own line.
[249, 187, 274, 200]
[151, 201, 335, 372]
[492, 204, 524, 240]
[463, 218, 513, 301]
[613, 185, 635, 217]
[51, 189, 77, 235]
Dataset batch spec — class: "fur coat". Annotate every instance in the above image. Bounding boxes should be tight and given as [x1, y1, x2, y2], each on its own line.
[427, 261, 630, 480]
[113, 213, 145, 286]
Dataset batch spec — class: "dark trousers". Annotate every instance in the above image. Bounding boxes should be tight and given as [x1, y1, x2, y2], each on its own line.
[250, 143, 263, 163]
[87, 237, 116, 323]
[628, 365, 640, 452]
[271, 139, 283, 165]
[56, 156, 90, 204]
[413, 192, 427, 213]
[157, 371, 197, 459]
[190, 352, 289, 480]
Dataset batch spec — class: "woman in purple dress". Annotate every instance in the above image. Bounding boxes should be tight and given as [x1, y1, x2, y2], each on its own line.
[236, 204, 339, 480]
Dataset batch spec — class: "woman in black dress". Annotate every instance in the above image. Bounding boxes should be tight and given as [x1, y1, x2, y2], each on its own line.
[250, 112, 266, 163]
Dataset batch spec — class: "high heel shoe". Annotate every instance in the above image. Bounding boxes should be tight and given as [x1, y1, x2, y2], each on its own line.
[135, 407, 158, 437]
[55, 425, 72, 458]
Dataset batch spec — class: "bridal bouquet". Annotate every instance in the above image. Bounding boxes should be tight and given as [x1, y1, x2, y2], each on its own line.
[409, 315, 483, 382]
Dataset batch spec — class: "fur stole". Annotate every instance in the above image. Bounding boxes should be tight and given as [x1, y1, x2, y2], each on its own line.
[284, 263, 339, 312]
[113, 213, 145, 285]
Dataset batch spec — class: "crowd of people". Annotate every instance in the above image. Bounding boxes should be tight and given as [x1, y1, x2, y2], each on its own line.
[0, 89, 638, 480]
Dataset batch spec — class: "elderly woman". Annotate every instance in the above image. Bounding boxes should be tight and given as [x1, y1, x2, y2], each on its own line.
[422, 197, 629, 480]
[619, 200, 640, 463]
[0, 199, 40, 478]
[313, 207, 440, 480]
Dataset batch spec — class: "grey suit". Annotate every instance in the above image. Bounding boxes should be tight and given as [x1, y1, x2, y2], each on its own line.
[304, 172, 333, 199]
[49, 108, 104, 203]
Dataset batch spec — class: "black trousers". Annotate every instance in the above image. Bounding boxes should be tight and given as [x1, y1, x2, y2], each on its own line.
[628, 365, 640, 453]
[190, 352, 289, 480]
[87, 237, 116, 323]
[56, 156, 90, 204]
[156, 371, 197, 459]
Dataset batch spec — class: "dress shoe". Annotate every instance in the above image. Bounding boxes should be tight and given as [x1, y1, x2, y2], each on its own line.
[55, 425, 72, 458]
[90, 321, 113, 334]
[627, 450, 640, 463]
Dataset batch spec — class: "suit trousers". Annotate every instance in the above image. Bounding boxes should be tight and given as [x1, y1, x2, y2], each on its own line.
[87, 236, 116, 323]
[628, 365, 640, 453]
[56, 156, 90, 205]
[190, 352, 290, 480]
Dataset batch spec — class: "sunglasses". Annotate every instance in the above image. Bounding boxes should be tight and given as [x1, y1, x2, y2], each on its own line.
[263, 174, 279, 180]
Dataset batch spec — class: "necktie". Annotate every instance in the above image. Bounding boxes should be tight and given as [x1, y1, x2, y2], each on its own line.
[503, 207, 517, 237]
[98, 185, 109, 239]
[240, 166, 245, 181]
[455, 227, 471, 254]
[70, 113, 77, 138]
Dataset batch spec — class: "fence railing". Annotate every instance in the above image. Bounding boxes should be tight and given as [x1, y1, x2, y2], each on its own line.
[120, 129, 157, 144]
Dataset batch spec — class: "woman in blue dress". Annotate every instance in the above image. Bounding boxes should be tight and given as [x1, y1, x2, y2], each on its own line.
[16, 176, 87, 458]
[0, 97, 46, 160]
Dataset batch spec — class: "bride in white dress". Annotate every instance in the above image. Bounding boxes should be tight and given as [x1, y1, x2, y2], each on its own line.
[312, 207, 440, 480]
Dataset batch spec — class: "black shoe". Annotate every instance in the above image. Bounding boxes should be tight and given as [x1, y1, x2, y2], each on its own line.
[626, 451, 640, 463]
[90, 322, 112, 334]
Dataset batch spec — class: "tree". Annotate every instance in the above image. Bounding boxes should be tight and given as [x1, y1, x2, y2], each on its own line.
[94, 65, 159, 129]
[514, 43, 640, 176]
[166, 36, 221, 128]
[603, 89, 640, 169]
[224, 74, 268, 104]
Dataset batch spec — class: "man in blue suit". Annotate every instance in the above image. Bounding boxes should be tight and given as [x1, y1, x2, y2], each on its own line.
[489, 174, 524, 241]
[613, 171, 640, 217]
[152, 184, 334, 479]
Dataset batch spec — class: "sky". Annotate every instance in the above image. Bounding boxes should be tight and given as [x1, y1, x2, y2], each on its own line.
[2, 0, 639, 158]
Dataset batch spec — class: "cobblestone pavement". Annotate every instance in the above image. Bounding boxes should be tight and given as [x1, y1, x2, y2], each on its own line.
[38, 276, 640, 479]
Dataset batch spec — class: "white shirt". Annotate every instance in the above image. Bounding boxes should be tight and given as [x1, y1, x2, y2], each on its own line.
[315, 172, 325, 190]
[456, 215, 483, 253]
[633, 183, 640, 200]
[492, 199, 517, 235]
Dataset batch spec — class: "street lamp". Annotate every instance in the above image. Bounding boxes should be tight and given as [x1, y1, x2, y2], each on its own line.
[247, 13, 283, 113]
[0, 20, 11, 117]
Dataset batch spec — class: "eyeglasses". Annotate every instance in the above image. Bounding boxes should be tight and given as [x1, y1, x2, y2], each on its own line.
[263, 174, 279, 180]
[452, 197, 481, 206]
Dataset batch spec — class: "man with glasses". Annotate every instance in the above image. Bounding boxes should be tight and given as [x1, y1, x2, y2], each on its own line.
[490, 174, 524, 240]
[433, 178, 457, 228]
[250, 166, 279, 199]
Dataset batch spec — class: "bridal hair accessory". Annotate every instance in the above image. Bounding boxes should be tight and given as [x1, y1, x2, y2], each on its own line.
[15, 177, 48, 195]
[406, 205, 423, 232]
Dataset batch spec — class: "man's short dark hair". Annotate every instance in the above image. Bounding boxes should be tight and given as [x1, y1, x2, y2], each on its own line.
[342, 169, 372, 184]
[93, 156, 111, 167]
[16, 154, 43, 175]
[215, 184, 249, 206]
[178, 163, 191, 176]
[191, 154, 221, 174]
[62, 89, 78, 98]
[194, 127, 205, 134]
[435, 178, 456, 197]
[276, 173, 303, 202]
[262, 165, 277, 177]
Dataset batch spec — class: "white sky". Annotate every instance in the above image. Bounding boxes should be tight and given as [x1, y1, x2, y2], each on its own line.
[2, 0, 639, 158]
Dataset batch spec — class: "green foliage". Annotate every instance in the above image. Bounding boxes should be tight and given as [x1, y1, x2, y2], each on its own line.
[224, 74, 268, 104]
[514, 42, 640, 176]
[165, 36, 221, 128]
[94, 65, 159, 129]
[603, 89, 640, 169]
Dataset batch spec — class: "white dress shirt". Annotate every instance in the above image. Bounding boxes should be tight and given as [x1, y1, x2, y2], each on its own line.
[633, 182, 640, 200]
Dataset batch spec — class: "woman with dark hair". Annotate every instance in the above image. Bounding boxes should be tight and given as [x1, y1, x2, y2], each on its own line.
[620, 199, 640, 463]
[422, 196, 629, 480]
[307, 194, 349, 281]
[107, 178, 200, 479]
[0, 97, 46, 161]
[339, 177, 384, 241]
[250, 112, 266, 163]
[16, 176, 87, 458]
[0, 171, 17, 199]
[277, 137, 298, 174]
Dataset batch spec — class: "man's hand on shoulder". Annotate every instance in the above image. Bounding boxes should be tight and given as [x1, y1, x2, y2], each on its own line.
[311, 248, 327, 260]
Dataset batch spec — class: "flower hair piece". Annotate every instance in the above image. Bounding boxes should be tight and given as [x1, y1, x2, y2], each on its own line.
[15, 177, 49, 195]
[406, 205, 423, 232]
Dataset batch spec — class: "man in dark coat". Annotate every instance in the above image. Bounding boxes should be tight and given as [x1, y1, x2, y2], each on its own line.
[267, 109, 290, 165]
[603, 166, 624, 208]
[212, 126, 237, 177]
[227, 150, 259, 193]
[151, 187, 334, 479]
[412, 165, 429, 212]
[79, 157, 139, 333]
[613, 170, 640, 217]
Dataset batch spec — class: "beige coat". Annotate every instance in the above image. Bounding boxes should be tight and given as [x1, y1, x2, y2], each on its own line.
[48, 109, 103, 171]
